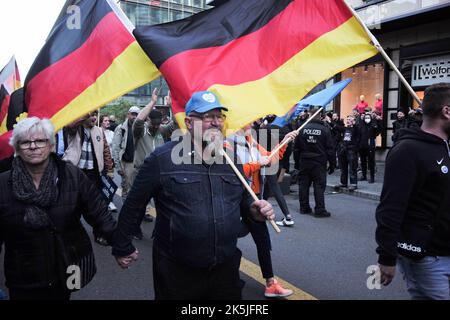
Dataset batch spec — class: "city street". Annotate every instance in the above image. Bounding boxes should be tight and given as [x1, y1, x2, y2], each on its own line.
[1, 0, 448, 304]
[1, 180, 409, 300]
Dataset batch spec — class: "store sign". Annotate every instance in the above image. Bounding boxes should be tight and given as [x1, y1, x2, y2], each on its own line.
[412, 55, 450, 87]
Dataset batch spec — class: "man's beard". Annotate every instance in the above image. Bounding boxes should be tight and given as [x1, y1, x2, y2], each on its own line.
[202, 141, 216, 157]
[202, 128, 223, 157]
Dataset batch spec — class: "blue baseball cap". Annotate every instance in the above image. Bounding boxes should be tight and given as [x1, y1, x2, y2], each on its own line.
[185, 91, 228, 116]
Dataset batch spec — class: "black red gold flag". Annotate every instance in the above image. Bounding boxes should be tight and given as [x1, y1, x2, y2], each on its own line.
[134, 0, 377, 130]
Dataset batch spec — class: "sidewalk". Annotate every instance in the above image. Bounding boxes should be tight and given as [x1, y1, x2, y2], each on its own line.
[288, 162, 384, 201]
[325, 162, 384, 201]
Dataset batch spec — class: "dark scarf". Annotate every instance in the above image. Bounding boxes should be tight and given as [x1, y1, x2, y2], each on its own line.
[12, 156, 59, 230]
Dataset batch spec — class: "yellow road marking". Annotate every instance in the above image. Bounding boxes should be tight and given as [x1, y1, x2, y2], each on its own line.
[240, 257, 317, 300]
[142, 204, 317, 300]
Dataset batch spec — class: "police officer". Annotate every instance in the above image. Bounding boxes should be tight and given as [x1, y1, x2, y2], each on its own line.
[294, 107, 336, 218]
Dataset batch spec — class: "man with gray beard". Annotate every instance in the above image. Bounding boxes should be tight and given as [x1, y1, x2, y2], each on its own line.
[113, 91, 275, 300]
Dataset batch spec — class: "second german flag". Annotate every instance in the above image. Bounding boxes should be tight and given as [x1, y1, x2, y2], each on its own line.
[134, 0, 378, 131]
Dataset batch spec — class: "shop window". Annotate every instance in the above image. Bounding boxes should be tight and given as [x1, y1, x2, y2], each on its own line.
[341, 63, 385, 147]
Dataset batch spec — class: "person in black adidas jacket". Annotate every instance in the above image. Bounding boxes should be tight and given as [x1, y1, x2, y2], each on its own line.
[375, 83, 450, 300]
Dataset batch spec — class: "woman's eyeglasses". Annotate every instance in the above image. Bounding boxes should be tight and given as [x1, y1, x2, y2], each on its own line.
[189, 113, 227, 123]
[18, 139, 49, 150]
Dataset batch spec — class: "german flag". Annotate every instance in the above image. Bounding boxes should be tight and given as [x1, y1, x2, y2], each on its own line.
[0, 130, 13, 160]
[6, 88, 26, 131]
[0, 57, 22, 159]
[134, 0, 378, 131]
[0, 88, 26, 160]
[15, 61, 21, 90]
[0, 56, 21, 94]
[0, 85, 10, 134]
[0, 132, 13, 161]
[24, 0, 160, 133]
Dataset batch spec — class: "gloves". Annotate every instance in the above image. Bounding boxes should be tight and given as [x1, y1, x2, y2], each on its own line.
[328, 166, 335, 175]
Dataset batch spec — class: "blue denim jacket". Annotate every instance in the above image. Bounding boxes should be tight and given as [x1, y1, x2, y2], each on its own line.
[112, 138, 254, 268]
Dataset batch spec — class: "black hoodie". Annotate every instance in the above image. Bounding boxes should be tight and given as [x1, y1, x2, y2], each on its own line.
[375, 128, 450, 266]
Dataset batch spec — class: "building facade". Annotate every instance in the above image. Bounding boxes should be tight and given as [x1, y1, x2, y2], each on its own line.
[339, 0, 450, 151]
[117, 0, 211, 108]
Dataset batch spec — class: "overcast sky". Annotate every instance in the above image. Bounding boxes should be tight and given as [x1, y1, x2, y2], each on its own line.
[0, 0, 65, 80]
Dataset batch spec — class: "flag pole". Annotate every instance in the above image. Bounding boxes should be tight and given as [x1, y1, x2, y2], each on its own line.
[219, 149, 281, 234]
[343, 1, 421, 105]
[268, 107, 324, 161]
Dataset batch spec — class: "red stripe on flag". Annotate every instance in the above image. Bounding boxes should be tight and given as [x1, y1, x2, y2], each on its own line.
[160, 0, 352, 115]
[0, 131, 13, 160]
[26, 12, 135, 118]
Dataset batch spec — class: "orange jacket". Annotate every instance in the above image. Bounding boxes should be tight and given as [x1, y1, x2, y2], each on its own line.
[242, 135, 287, 194]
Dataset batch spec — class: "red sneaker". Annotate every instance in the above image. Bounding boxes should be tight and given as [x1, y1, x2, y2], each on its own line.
[264, 280, 293, 298]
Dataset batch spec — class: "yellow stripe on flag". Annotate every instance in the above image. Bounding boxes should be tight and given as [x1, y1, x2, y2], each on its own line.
[51, 42, 160, 131]
[0, 118, 7, 135]
[192, 17, 378, 132]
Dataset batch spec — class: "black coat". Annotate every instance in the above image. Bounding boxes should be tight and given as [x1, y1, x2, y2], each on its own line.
[336, 125, 360, 154]
[328, 119, 345, 146]
[392, 117, 422, 143]
[392, 118, 408, 134]
[358, 120, 381, 150]
[0, 155, 116, 289]
[293, 119, 336, 168]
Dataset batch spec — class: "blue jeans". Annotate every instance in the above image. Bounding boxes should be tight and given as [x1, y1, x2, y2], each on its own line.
[398, 255, 450, 300]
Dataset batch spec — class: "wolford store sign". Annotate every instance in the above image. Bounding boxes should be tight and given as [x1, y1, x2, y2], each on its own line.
[412, 55, 450, 87]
